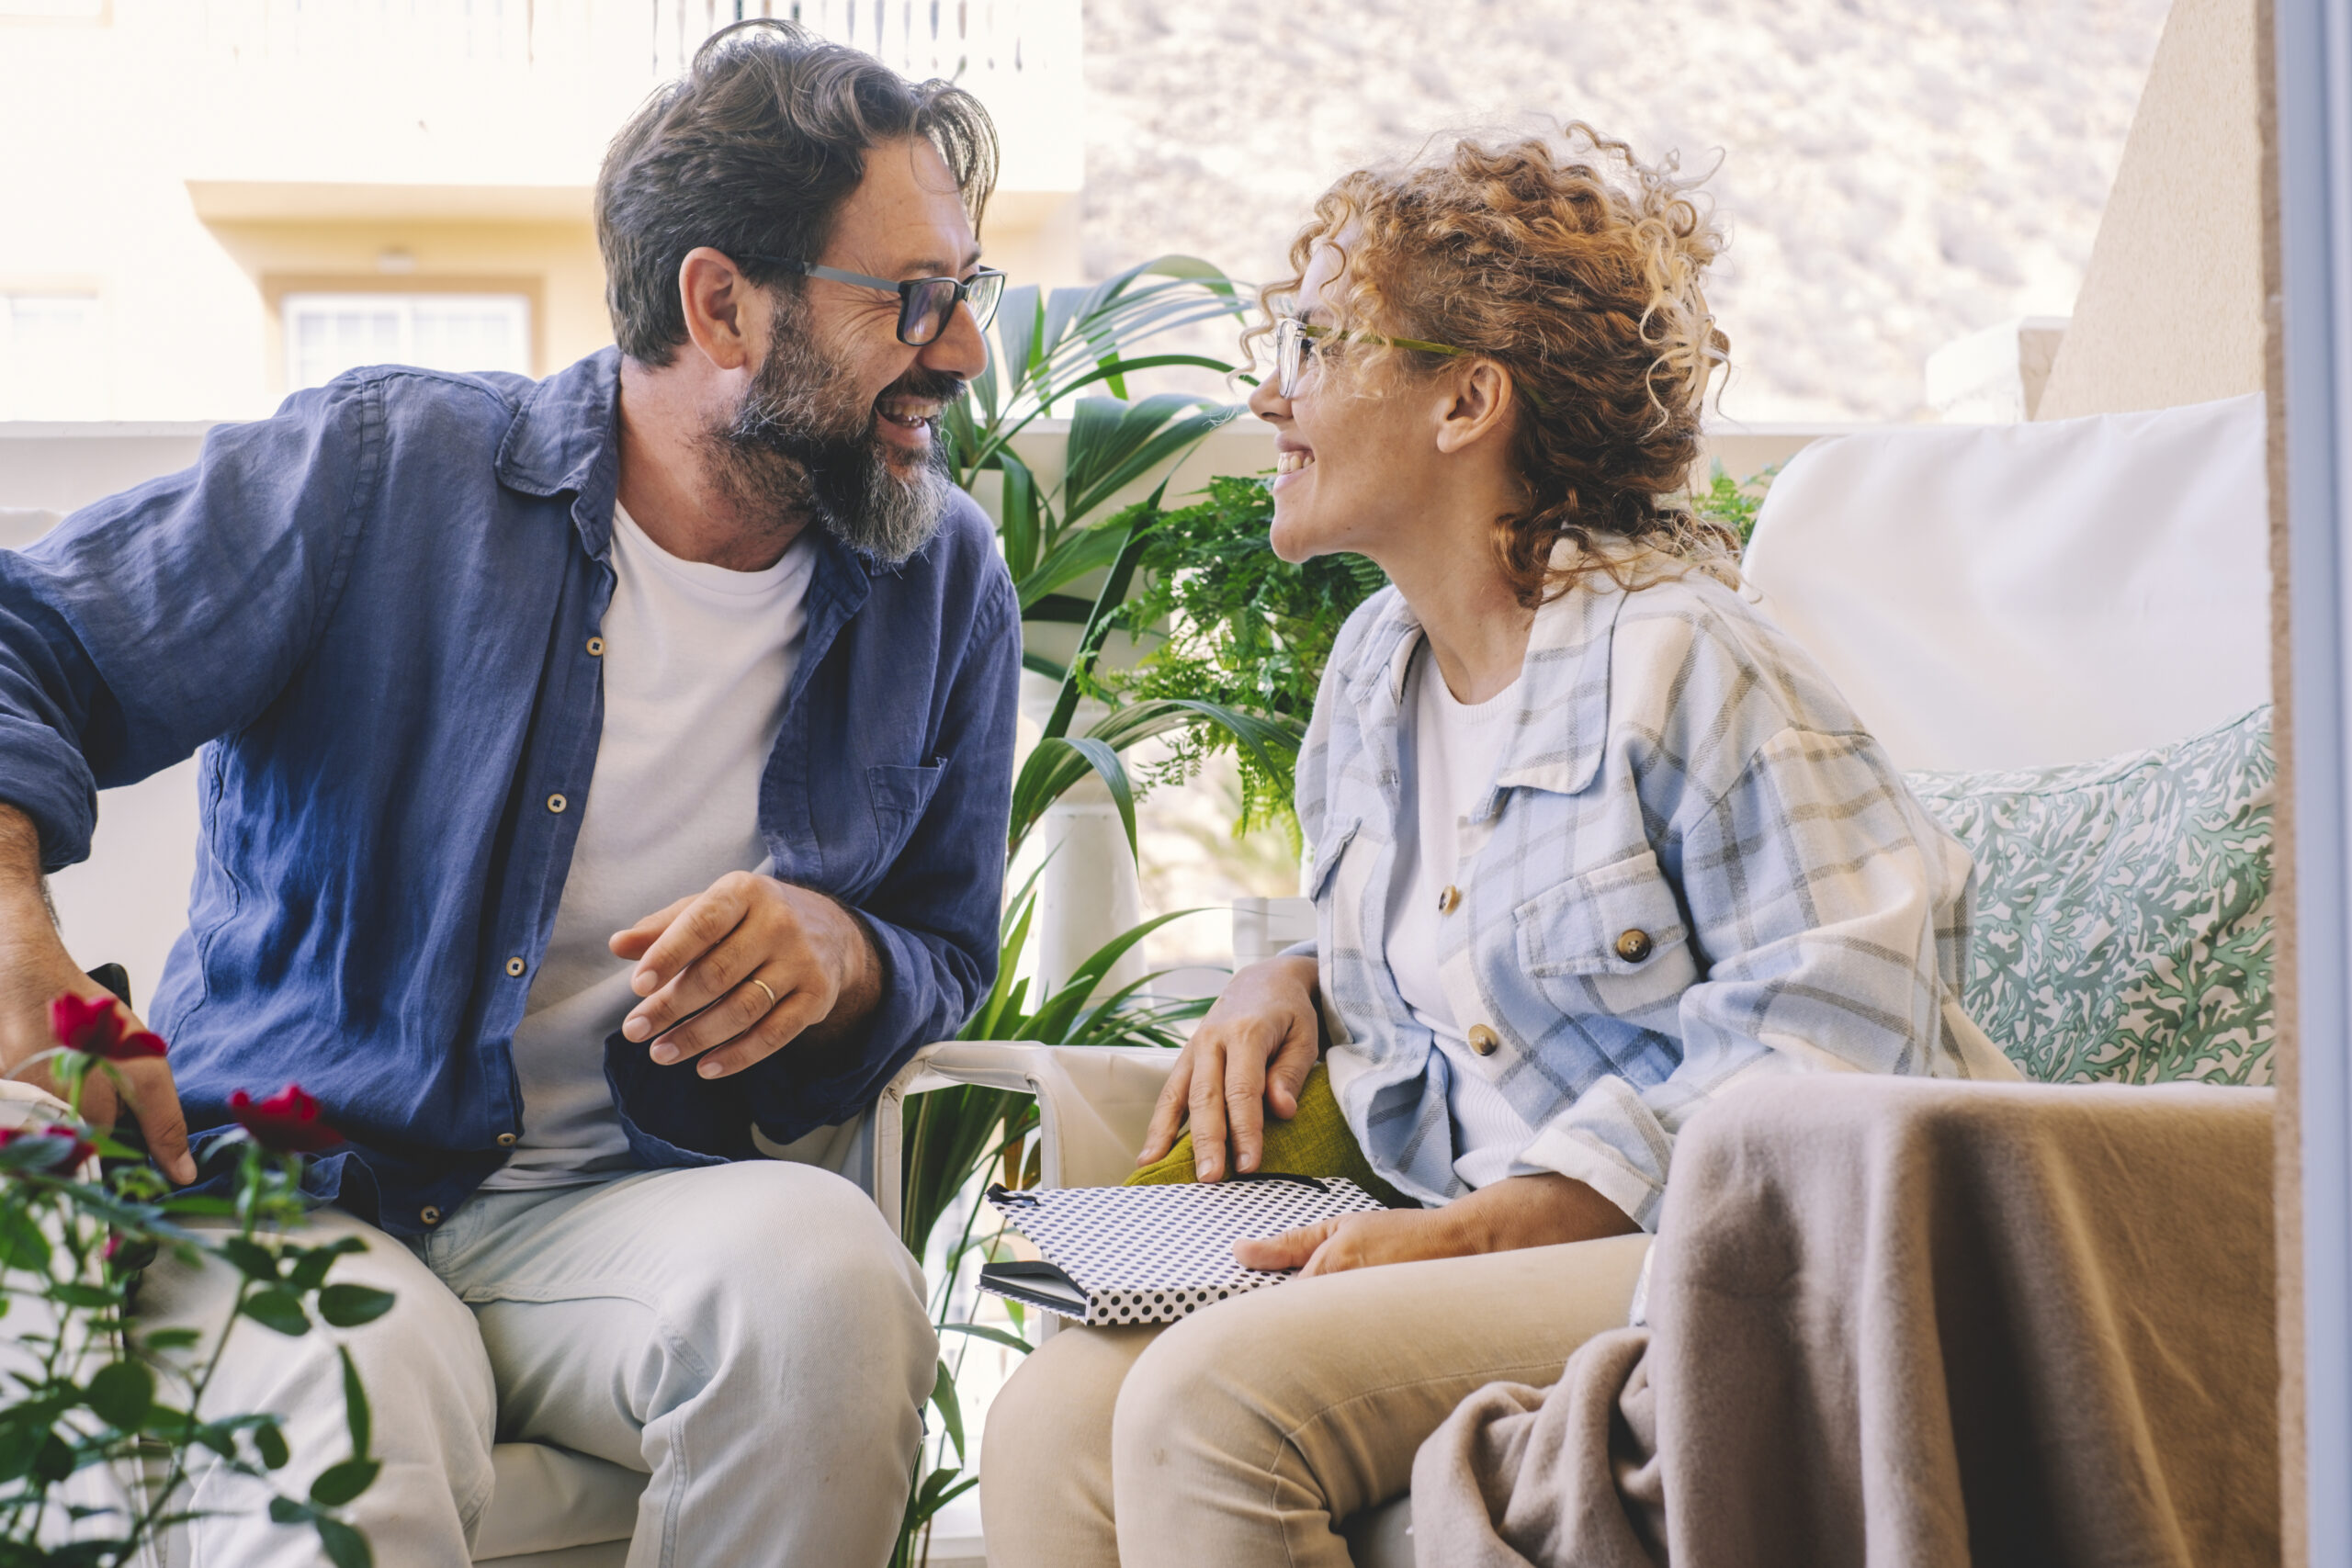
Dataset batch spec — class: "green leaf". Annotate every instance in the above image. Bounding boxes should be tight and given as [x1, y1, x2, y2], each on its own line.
[254, 1419, 289, 1471]
[316, 1517, 374, 1568]
[268, 1496, 311, 1526]
[141, 1326, 202, 1353]
[994, 284, 1044, 402]
[49, 1282, 121, 1310]
[935, 1321, 1032, 1354]
[340, 1345, 372, 1460]
[1012, 737, 1138, 861]
[218, 1235, 280, 1282]
[1025, 909, 1208, 1041]
[241, 1288, 310, 1337]
[317, 1284, 395, 1329]
[1060, 396, 1238, 526]
[1014, 518, 1134, 608]
[85, 1359, 153, 1430]
[0, 1203, 53, 1274]
[309, 1457, 380, 1507]
[32, 1433, 74, 1484]
[929, 1360, 966, 1466]
[997, 448, 1043, 582]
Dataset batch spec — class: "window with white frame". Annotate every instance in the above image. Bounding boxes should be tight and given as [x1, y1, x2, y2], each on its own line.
[0, 293, 106, 421]
[282, 292, 532, 392]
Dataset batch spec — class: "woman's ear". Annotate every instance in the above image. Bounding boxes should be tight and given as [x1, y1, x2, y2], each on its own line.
[1431, 359, 1517, 457]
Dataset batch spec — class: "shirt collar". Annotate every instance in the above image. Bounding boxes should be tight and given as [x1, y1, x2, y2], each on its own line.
[494, 346, 902, 590]
[1341, 541, 1654, 805]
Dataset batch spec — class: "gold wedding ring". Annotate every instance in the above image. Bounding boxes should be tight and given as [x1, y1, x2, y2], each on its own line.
[748, 977, 777, 1010]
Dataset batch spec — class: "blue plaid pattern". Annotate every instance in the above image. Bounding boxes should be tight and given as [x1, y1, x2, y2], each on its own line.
[1295, 568, 2012, 1227]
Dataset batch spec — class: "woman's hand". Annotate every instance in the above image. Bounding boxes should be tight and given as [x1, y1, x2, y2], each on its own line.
[1136, 953, 1321, 1180]
[1232, 1173, 1639, 1278]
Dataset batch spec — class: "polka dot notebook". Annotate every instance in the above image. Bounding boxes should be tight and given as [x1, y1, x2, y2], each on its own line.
[979, 1173, 1385, 1326]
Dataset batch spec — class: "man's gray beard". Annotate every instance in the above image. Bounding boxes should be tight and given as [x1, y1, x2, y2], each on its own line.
[707, 314, 959, 568]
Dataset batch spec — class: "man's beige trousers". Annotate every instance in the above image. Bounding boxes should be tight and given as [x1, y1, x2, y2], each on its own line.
[980, 1232, 1650, 1568]
[138, 1160, 936, 1567]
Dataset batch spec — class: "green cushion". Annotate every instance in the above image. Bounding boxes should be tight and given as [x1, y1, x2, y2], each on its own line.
[1905, 706, 2275, 1085]
[1125, 1062, 1414, 1208]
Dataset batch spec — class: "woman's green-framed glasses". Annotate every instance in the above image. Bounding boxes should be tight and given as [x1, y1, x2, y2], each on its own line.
[1273, 314, 1465, 398]
[739, 254, 1008, 346]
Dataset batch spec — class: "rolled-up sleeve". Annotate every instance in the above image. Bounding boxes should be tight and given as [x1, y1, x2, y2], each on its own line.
[0, 383, 376, 871]
[1516, 727, 1965, 1230]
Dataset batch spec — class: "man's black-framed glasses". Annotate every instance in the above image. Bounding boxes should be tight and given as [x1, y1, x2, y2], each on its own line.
[1273, 314, 1465, 399]
[741, 254, 1007, 345]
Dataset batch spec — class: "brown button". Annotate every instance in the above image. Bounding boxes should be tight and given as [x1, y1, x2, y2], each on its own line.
[547, 793, 568, 814]
[1437, 885, 1461, 915]
[496, 1133, 517, 1148]
[1466, 1024, 1500, 1056]
[504, 956, 526, 977]
[419, 1206, 443, 1225]
[585, 637, 605, 657]
[1615, 929, 1654, 964]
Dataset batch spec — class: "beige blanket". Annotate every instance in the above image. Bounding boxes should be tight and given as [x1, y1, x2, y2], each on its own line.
[1412, 1077, 2278, 1566]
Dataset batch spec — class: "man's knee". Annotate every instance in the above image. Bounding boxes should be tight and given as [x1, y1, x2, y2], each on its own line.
[653, 1163, 934, 1404]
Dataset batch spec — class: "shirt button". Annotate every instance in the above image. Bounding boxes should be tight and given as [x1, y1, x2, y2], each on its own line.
[585, 636, 605, 657]
[1466, 1024, 1500, 1056]
[504, 956, 526, 977]
[1438, 885, 1462, 915]
[419, 1206, 443, 1225]
[547, 793, 568, 814]
[1615, 929, 1655, 964]
[496, 1133, 517, 1147]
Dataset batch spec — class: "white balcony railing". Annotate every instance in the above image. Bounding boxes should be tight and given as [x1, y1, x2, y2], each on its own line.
[183, 0, 1081, 194]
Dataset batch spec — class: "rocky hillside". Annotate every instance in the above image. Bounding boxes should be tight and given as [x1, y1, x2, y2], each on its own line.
[1081, 0, 2169, 422]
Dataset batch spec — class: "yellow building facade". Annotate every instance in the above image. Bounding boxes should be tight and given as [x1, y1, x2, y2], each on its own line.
[0, 0, 1084, 422]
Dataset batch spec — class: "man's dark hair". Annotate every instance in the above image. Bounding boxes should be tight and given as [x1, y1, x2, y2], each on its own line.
[596, 19, 999, 367]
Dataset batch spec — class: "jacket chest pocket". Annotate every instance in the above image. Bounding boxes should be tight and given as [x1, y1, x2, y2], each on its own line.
[1511, 848, 1697, 1027]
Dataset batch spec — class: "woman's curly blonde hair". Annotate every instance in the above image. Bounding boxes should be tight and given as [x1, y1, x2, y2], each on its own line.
[1258, 125, 1733, 606]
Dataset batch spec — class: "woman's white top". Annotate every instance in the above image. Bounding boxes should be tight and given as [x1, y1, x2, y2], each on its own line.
[1384, 643, 1542, 1190]
[482, 502, 816, 1188]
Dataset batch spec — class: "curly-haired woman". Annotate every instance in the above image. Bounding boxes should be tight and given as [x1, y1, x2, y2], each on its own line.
[979, 128, 2014, 1566]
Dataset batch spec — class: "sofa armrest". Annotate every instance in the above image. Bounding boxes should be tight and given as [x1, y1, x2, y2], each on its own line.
[899, 1043, 1181, 1190]
[757, 1043, 1179, 1244]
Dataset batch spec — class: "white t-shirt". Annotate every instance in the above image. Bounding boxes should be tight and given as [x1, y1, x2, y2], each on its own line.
[481, 502, 817, 1189]
[1384, 641, 1540, 1190]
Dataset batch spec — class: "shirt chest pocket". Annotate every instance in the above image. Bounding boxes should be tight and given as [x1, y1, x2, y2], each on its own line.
[1511, 848, 1698, 1027]
[867, 760, 946, 865]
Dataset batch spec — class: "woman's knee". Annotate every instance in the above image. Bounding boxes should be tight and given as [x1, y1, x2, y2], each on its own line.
[981, 1325, 1155, 1565]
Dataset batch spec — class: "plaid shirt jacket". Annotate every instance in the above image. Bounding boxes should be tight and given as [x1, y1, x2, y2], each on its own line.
[1295, 565, 2016, 1227]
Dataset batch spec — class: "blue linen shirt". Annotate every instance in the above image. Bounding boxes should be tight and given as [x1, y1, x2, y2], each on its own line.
[1295, 561, 2017, 1227]
[0, 348, 1021, 1235]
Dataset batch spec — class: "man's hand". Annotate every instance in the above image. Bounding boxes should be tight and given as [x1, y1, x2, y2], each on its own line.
[1231, 1173, 1639, 1279]
[610, 871, 882, 1080]
[0, 806, 196, 1183]
[1135, 953, 1321, 1182]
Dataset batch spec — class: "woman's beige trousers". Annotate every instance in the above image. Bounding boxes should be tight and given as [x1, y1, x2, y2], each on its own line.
[979, 1232, 1650, 1568]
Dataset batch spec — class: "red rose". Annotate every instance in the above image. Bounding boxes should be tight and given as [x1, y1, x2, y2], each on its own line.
[49, 994, 165, 1062]
[228, 1084, 343, 1154]
[0, 1123, 96, 1169]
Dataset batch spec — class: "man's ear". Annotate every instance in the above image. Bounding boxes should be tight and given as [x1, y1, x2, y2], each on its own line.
[677, 247, 763, 373]
[1432, 359, 1517, 457]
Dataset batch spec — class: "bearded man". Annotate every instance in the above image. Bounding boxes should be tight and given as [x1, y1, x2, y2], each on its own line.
[0, 22, 1018, 1565]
